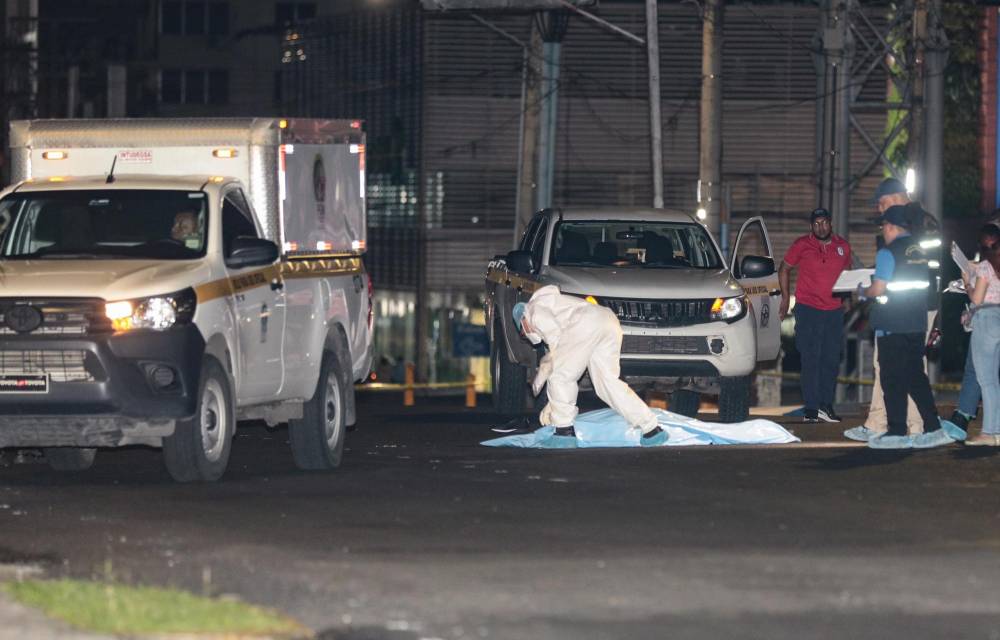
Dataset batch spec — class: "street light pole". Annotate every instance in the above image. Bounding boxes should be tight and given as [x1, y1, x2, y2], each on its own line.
[699, 0, 723, 237]
[646, 0, 663, 208]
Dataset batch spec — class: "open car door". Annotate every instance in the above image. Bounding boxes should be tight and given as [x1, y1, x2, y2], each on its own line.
[730, 216, 781, 361]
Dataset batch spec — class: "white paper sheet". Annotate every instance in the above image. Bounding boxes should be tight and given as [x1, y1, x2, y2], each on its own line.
[951, 241, 974, 276]
[832, 268, 874, 292]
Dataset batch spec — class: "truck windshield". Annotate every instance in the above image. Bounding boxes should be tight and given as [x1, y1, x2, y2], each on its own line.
[550, 220, 722, 269]
[0, 189, 208, 260]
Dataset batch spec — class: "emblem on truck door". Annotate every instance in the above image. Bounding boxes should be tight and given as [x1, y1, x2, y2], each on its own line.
[5, 305, 42, 333]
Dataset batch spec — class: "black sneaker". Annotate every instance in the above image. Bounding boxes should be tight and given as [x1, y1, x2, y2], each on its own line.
[491, 416, 535, 434]
[803, 409, 819, 423]
[553, 426, 576, 437]
[818, 405, 841, 423]
[949, 411, 971, 431]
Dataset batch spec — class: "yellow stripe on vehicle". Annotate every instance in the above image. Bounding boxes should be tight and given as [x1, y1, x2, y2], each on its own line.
[281, 256, 363, 279]
[742, 281, 779, 296]
[486, 266, 542, 294]
[195, 278, 235, 303]
[194, 257, 363, 303]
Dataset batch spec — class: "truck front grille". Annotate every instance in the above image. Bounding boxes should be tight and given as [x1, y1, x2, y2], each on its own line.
[0, 299, 111, 336]
[602, 298, 714, 327]
[0, 350, 94, 382]
[621, 335, 709, 355]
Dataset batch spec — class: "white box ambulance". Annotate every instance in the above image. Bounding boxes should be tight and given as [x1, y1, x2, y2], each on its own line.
[0, 118, 373, 482]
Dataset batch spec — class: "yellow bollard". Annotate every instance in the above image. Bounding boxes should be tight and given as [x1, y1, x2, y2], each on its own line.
[465, 374, 476, 408]
[404, 362, 415, 407]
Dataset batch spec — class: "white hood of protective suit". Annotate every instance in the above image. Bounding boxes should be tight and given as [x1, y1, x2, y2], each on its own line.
[523, 285, 592, 351]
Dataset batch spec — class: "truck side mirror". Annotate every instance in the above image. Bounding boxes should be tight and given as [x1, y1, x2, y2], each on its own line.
[226, 236, 279, 269]
[739, 255, 775, 278]
[506, 250, 534, 273]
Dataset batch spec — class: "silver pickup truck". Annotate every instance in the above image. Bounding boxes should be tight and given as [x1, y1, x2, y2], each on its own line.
[484, 207, 781, 423]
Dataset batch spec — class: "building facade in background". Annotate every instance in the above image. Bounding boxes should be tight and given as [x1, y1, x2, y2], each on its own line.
[4, 0, 991, 384]
[280, 0, 895, 383]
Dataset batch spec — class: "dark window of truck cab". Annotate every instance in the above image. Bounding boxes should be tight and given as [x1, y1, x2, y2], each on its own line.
[222, 193, 258, 258]
[733, 220, 769, 278]
[551, 220, 722, 269]
[519, 216, 543, 251]
[0, 190, 208, 260]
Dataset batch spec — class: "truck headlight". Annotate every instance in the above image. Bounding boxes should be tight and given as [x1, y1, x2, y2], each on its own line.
[106, 288, 196, 332]
[710, 295, 747, 323]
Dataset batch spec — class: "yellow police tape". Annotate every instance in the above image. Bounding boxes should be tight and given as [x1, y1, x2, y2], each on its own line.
[755, 370, 961, 392]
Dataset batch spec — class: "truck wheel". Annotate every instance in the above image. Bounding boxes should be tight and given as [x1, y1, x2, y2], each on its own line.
[289, 351, 346, 471]
[718, 375, 751, 423]
[491, 320, 527, 415]
[163, 357, 234, 483]
[669, 390, 700, 418]
[43, 448, 96, 471]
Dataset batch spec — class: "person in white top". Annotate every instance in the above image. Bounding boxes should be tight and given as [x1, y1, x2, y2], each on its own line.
[963, 226, 1000, 446]
[513, 285, 667, 448]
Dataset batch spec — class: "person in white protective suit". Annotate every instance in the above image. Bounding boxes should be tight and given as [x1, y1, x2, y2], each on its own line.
[513, 285, 669, 447]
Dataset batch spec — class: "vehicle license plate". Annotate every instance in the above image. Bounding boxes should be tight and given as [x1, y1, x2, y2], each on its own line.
[0, 374, 49, 393]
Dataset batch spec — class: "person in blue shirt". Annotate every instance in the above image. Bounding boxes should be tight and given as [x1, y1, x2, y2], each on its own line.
[859, 205, 964, 449]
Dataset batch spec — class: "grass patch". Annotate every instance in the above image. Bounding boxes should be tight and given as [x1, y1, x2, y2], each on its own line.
[2, 579, 309, 637]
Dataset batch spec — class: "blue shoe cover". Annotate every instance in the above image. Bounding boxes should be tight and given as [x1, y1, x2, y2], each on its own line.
[844, 426, 876, 442]
[912, 429, 955, 449]
[640, 429, 668, 447]
[867, 434, 913, 449]
[536, 434, 578, 449]
[939, 419, 967, 442]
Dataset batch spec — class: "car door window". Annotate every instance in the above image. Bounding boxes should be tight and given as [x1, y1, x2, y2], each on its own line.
[519, 216, 543, 251]
[229, 188, 254, 219]
[222, 193, 258, 259]
[529, 218, 549, 271]
[734, 220, 769, 278]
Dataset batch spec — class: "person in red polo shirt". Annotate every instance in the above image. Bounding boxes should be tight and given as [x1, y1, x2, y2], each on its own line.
[778, 208, 852, 423]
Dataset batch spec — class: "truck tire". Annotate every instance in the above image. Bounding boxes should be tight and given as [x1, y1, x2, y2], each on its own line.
[289, 351, 346, 471]
[668, 390, 700, 418]
[491, 320, 527, 415]
[718, 375, 751, 423]
[43, 448, 96, 471]
[163, 357, 234, 483]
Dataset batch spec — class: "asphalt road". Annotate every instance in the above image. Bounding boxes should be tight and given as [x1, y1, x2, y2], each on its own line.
[2, 394, 1000, 640]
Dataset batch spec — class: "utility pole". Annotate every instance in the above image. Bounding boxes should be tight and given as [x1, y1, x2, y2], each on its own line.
[698, 0, 723, 238]
[535, 11, 568, 212]
[910, 0, 928, 202]
[818, 0, 853, 239]
[645, 0, 663, 208]
[514, 21, 543, 245]
[923, 0, 945, 219]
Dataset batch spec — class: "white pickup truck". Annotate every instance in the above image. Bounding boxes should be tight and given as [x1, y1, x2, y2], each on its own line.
[485, 207, 780, 422]
[0, 118, 373, 481]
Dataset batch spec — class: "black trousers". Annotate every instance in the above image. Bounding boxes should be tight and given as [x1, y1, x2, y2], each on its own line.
[877, 333, 939, 436]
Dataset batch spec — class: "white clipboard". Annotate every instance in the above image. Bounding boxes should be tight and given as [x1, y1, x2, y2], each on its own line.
[951, 241, 974, 277]
[832, 268, 874, 293]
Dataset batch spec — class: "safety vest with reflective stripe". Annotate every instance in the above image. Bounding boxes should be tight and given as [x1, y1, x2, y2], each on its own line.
[870, 234, 930, 335]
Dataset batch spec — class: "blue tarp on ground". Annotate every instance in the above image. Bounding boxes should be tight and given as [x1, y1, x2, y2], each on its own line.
[481, 408, 800, 448]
